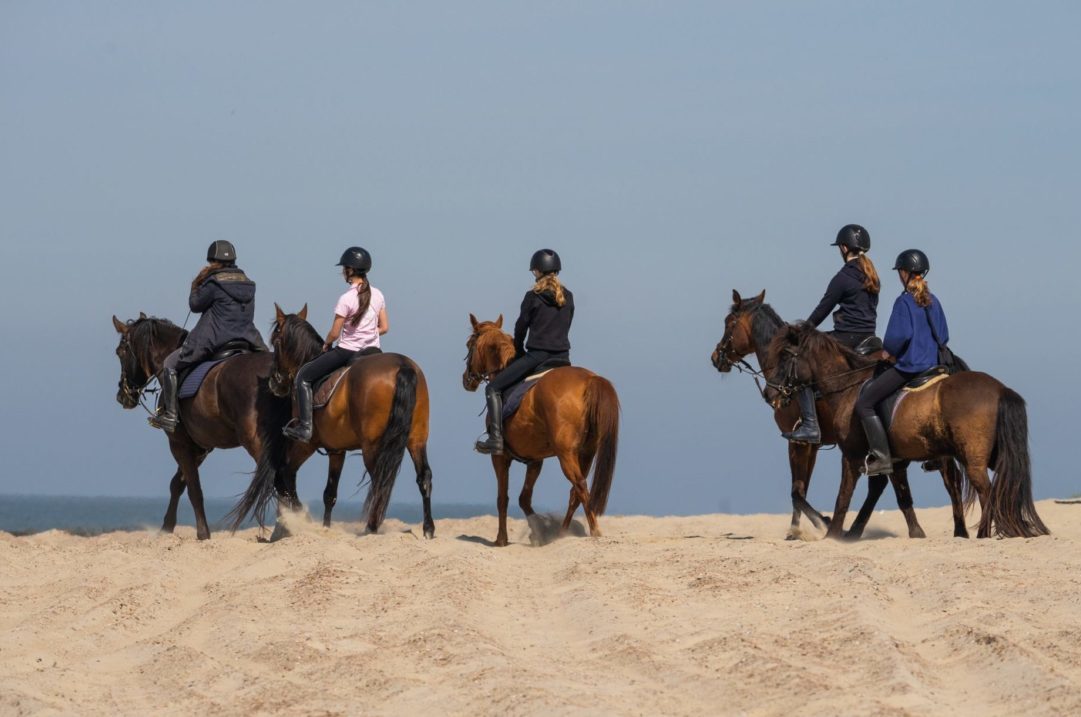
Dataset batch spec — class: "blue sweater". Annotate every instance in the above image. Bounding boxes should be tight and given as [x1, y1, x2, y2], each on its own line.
[883, 291, 949, 374]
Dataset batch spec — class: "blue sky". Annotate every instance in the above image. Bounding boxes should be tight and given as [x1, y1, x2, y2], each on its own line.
[1, 2, 1078, 516]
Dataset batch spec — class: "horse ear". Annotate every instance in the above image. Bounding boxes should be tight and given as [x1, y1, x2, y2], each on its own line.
[274, 303, 285, 324]
[495, 314, 504, 329]
[469, 313, 479, 329]
[139, 311, 147, 320]
[298, 304, 308, 321]
[732, 289, 742, 307]
[754, 290, 766, 303]
[112, 315, 128, 334]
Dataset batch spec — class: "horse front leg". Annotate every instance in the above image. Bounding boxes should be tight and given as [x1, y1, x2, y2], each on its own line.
[889, 464, 926, 538]
[169, 437, 210, 540]
[492, 454, 512, 546]
[825, 457, 862, 540]
[410, 444, 435, 539]
[519, 461, 543, 517]
[787, 442, 825, 538]
[161, 451, 210, 534]
[323, 451, 346, 528]
[845, 474, 889, 540]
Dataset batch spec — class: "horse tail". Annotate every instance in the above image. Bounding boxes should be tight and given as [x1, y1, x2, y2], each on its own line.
[979, 388, 1050, 538]
[585, 376, 620, 516]
[227, 391, 291, 532]
[363, 361, 417, 530]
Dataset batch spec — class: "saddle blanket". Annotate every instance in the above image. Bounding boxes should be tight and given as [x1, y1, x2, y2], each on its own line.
[502, 369, 556, 421]
[877, 372, 950, 431]
[313, 367, 351, 409]
[178, 359, 228, 399]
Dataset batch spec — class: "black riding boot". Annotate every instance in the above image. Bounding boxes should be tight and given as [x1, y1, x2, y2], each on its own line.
[148, 369, 179, 433]
[781, 387, 821, 444]
[283, 381, 314, 442]
[474, 388, 504, 455]
[861, 415, 894, 476]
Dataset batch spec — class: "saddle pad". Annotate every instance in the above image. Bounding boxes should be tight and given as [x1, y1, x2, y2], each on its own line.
[502, 369, 555, 421]
[178, 359, 228, 399]
[868, 372, 951, 431]
[313, 367, 351, 409]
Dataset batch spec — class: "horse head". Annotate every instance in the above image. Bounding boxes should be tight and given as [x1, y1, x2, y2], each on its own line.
[111, 313, 184, 409]
[712, 289, 766, 372]
[463, 313, 514, 392]
[268, 303, 315, 397]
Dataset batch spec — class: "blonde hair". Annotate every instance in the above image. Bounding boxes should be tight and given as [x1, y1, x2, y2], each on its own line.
[856, 253, 880, 295]
[532, 274, 566, 307]
[907, 274, 932, 308]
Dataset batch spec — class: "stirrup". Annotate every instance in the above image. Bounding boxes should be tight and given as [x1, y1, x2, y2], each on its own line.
[282, 418, 312, 442]
[148, 413, 178, 432]
[474, 434, 504, 456]
[863, 455, 893, 477]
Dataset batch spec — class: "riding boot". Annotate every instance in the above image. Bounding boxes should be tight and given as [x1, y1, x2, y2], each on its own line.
[861, 415, 894, 476]
[283, 381, 314, 442]
[148, 369, 179, 433]
[781, 387, 821, 444]
[474, 388, 504, 455]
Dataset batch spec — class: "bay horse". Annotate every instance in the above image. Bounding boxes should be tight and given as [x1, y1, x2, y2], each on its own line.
[711, 290, 968, 539]
[463, 314, 620, 546]
[229, 305, 435, 538]
[111, 314, 297, 540]
[765, 321, 1049, 539]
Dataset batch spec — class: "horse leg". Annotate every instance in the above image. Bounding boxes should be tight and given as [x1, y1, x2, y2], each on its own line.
[845, 474, 889, 540]
[939, 459, 969, 538]
[168, 437, 210, 540]
[492, 454, 512, 547]
[888, 464, 926, 538]
[409, 444, 435, 539]
[825, 457, 861, 540]
[323, 451, 346, 528]
[519, 461, 543, 517]
[557, 453, 599, 537]
[788, 443, 826, 538]
[963, 461, 994, 539]
[161, 451, 210, 533]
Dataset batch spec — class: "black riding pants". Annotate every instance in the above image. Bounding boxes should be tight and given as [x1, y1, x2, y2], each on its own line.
[855, 367, 916, 419]
[829, 331, 872, 351]
[488, 350, 566, 394]
[295, 346, 382, 388]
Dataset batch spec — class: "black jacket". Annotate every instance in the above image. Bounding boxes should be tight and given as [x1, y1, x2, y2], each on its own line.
[514, 288, 574, 355]
[177, 267, 269, 366]
[807, 260, 878, 335]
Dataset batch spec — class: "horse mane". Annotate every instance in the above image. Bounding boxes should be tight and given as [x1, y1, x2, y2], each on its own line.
[766, 322, 877, 373]
[477, 323, 516, 371]
[129, 316, 187, 351]
[738, 298, 785, 349]
[280, 315, 324, 366]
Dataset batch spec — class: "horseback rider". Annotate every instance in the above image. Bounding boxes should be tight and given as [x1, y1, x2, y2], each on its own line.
[474, 249, 574, 455]
[782, 224, 881, 444]
[855, 249, 949, 476]
[149, 241, 269, 432]
[282, 247, 387, 443]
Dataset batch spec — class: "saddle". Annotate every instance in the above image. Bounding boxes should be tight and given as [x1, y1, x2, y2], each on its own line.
[312, 349, 384, 409]
[501, 357, 571, 421]
[854, 336, 883, 356]
[860, 366, 950, 431]
[178, 340, 256, 399]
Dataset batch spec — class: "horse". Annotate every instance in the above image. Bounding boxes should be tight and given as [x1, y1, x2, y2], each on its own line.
[228, 305, 435, 538]
[765, 321, 1049, 539]
[111, 314, 297, 540]
[710, 290, 969, 539]
[463, 314, 620, 547]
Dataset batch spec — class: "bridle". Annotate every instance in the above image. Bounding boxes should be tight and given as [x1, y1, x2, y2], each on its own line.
[716, 330, 788, 405]
[770, 340, 873, 408]
[463, 333, 492, 386]
[117, 331, 160, 414]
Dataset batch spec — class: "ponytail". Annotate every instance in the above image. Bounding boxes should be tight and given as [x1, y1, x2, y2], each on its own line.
[348, 274, 373, 328]
[856, 254, 880, 294]
[532, 273, 566, 307]
[907, 274, 932, 308]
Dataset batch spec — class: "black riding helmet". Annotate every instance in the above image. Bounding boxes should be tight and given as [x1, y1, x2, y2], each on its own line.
[831, 224, 871, 252]
[207, 240, 237, 263]
[893, 249, 930, 276]
[337, 246, 372, 273]
[530, 249, 561, 274]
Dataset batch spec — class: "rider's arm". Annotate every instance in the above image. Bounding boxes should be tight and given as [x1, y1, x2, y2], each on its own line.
[188, 267, 216, 313]
[324, 315, 346, 351]
[513, 293, 534, 356]
[378, 307, 389, 336]
[882, 296, 913, 358]
[807, 273, 845, 327]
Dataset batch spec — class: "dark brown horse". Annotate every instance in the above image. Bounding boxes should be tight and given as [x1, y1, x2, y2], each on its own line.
[710, 290, 969, 539]
[229, 305, 435, 538]
[765, 321, 1049, 539]
[464, 314, 620, 546]
[112, 314, 296, 540]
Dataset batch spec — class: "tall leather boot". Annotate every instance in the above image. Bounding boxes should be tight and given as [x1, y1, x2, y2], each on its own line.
[474, 387, 504, 455]
[148, 369, 179, 433]
[781, 387, 821, 444]
[283, 381, 314, 442]
[861, 415, 894, 476]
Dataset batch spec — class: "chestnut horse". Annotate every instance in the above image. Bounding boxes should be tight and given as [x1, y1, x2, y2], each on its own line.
[464, 314, 620, 546]
[229, 305, 435, 538]
[112, 314, 297, 540]
[765, 322, 1049, 539]
[711, 290, 969, 539]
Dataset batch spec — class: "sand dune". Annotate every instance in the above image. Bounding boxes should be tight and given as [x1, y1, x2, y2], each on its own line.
[2, 501, 1080, 716]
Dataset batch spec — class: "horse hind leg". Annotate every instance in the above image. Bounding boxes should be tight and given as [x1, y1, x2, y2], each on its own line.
[939, 459, 969, 538]
[557, 453, 599, 537]
[323, 451, 346, 528]
[963, 462, 994, 539]
[409, 444, 435, 539]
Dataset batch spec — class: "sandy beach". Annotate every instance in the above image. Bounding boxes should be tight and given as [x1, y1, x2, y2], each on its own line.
[2, 501, 1080, 716]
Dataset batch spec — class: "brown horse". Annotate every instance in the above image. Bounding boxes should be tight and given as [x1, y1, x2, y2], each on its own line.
[711, 290, 969, 539]
[463, 314, 620, 546]
[112, 314, 296, 540]
[229, 305, 435, 538]
[765, 321, 1049, 539]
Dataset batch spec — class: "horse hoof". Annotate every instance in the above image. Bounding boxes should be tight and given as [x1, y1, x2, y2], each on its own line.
[910, 528, 927, 539]
[424, 525, 435, 540]
[785, 531, 801, 541]
[494, 537, 509, 547]
[820, 514, 833, 527]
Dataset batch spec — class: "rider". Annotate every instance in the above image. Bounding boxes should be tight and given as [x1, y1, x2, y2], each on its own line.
[474, 249, 574, 455]
[149, 241, 269, 432]
[282, 247, 387, 442]
[782, 224, 881, 444]
[855, 249, 948, 476]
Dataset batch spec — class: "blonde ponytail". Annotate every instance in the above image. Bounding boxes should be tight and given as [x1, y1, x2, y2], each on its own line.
[532, 274, 566, 307]
[908, 274, 932, 308]
[856, 254, 880, 295]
